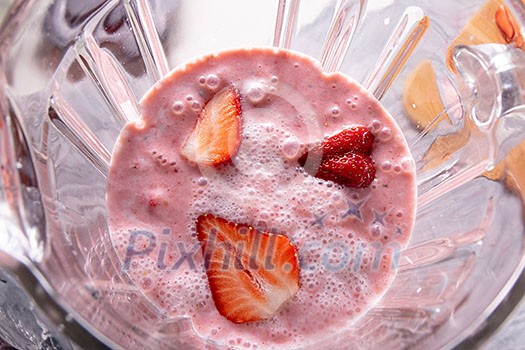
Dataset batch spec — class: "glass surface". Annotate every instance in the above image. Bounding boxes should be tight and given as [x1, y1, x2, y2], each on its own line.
[0, 0, 525, 349]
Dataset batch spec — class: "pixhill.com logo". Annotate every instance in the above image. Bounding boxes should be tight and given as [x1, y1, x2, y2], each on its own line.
[122, 228, 402, 273]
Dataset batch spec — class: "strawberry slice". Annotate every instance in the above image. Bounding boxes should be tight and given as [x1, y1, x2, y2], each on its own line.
[196, 214, 300, 324]
[180, 86, 242, 166]
[316, 153, 375, 188]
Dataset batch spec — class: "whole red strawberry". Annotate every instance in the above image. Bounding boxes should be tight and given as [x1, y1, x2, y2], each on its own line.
[317, 153, 375, 188]
[299, 126, 376, 188]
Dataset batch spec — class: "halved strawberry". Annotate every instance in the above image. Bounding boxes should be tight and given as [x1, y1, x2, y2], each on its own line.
[298, 126, 374, 166]
[196, 214, 300, 324]
[316, 153, 375, 188]
[180, 86, 242, 166]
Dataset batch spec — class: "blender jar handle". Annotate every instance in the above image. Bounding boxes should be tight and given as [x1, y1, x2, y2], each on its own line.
[416, 43, 525, 208]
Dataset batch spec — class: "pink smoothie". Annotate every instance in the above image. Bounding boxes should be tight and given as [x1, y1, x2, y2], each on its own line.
[107, 47, 417, 349]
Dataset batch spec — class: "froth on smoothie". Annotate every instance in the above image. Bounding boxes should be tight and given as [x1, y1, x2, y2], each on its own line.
[106, 47, 417, 349]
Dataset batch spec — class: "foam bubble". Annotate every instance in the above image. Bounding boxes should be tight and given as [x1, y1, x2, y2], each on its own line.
[370, 120, 382, 131]
[245, 81, 268, 104]
[281, 137, 301, 159]
[140, 277, 153, 290]
[370, 223, 381, 237]
[133, 119, 146, 129]
[381, 160, 392, 171]
[190, 100, 202, 111]
[206, 74, 220, 89]
[379, 127, 392, 141]
[401, 156, 414, 172]
[346, 99, 358, 110]
[172, 101, 185, 115]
